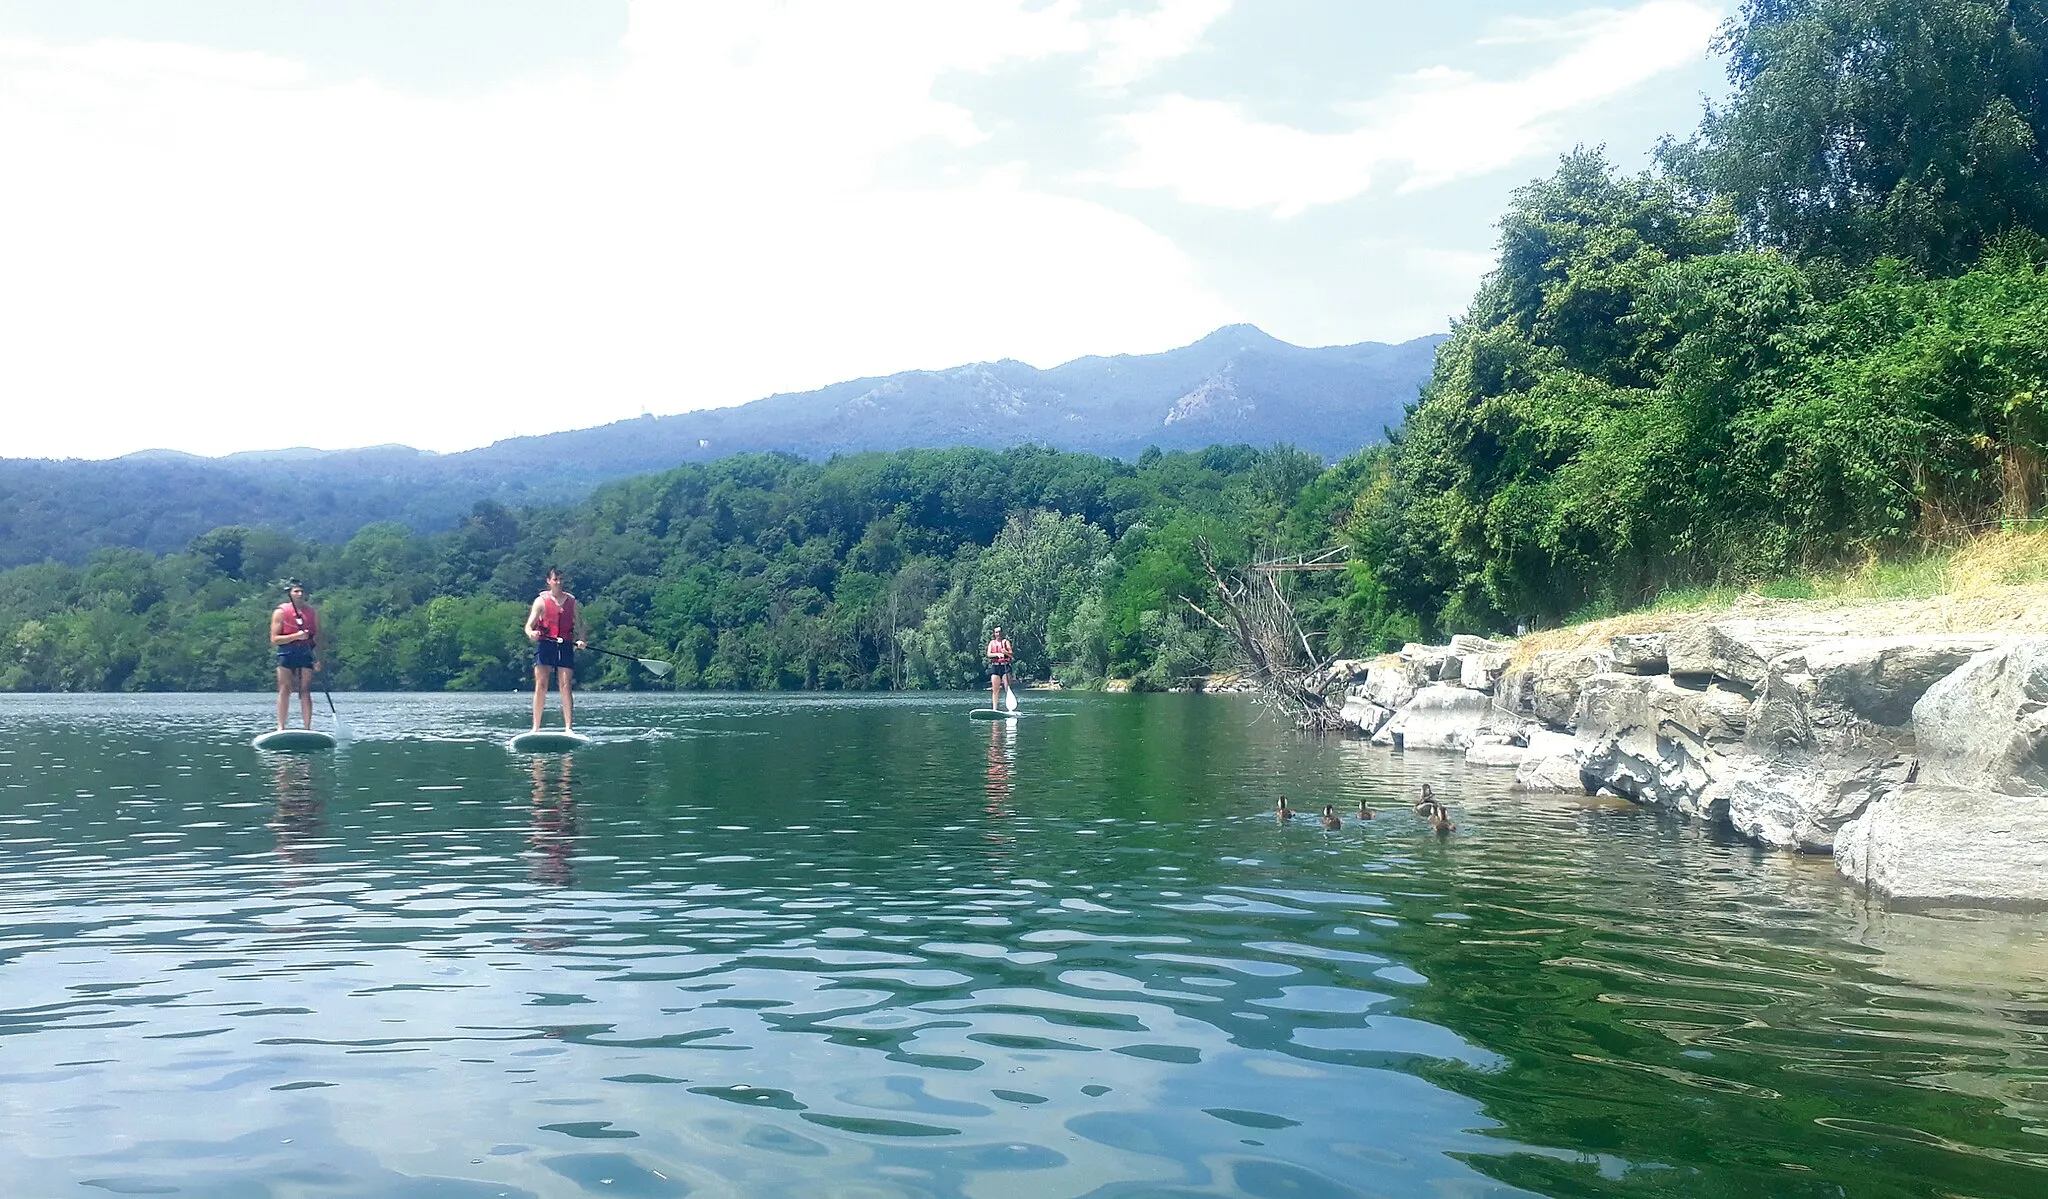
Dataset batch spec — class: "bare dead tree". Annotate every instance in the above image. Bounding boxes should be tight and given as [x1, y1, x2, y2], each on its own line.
[1181, 539, 1345, 731]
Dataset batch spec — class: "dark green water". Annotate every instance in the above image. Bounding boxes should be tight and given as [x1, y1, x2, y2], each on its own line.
[1, 692, 2043, 1199]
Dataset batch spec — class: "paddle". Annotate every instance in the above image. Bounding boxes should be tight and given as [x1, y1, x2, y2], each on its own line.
[319, 674, 352, 742]
[578, 642, 674, 679]
[1005, 678, 1019, 714]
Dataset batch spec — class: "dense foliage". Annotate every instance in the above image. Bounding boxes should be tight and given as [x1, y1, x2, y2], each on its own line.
[1349, 0, 2048, 633]
[0, 446, 1342, 693]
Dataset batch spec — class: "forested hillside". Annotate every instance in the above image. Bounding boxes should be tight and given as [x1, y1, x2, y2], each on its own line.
[0, 325, 1437, 569]
[0, 446, 1350, 693]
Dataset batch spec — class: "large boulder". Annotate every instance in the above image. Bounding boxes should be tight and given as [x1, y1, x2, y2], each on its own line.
[1459, 651, 1512, 693]
[1466, 741, 1535, 768]
[1610, 633, 1669, 675]
[1665, 619, 1846, 688]
[1529, 646, 1613, 729]
[1718, 756, 1918, 851]
[1749, 635, 2004, 754]
[1515, 752, 1591, 792]
[1338, 695, 1394, 738]
[1574, 673, 1750, 818]
[1833, 785, 2048, 907]
[1356, 656, 1423, 711]
[1449, 634, 1513, 656]
[1912, 638, 2048, 795]
[1375, 683, 1496, 752]
[1400, 643, 1454, 682]
[1495, 664, 1538, 720]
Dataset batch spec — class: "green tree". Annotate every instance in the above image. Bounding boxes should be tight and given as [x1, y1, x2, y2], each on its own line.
[1678, 0, 2048, 272]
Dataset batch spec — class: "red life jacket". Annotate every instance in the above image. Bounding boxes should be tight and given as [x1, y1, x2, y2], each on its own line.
[275, 602, 317, 642]
[988, 638, 1012, 664]
[539, 592, 577, 640]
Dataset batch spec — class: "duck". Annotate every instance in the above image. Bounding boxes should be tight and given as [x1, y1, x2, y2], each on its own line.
[1412, 783, 1438, 818]
[1320, 804, 1342, 831]
[1357, 798, 1375, 821]
[1275, 796, 1295, 822]
[1428, 803, 1456, 835]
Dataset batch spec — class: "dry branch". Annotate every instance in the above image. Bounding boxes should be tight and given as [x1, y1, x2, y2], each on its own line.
[1182, 539, 1345, 731]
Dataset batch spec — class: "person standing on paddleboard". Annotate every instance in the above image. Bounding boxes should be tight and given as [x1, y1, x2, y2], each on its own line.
[524, 567, 586, 733]
[986, 626, 1015, 711]
[269, 581, 321, 732]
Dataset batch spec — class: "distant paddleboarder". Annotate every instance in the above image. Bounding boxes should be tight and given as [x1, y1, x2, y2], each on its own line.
[524, 567, 586, 733]
[269, 581, 321, 731]
[986, 625, 1015, 712]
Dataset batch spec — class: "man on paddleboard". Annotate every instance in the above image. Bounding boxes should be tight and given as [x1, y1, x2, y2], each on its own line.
[269, 581, 321, 731]
[524, 567, 586, 732]
[986, 626, 1015, 711]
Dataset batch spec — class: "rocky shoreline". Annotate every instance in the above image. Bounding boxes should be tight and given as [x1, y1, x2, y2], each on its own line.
[1318, 600, 2048, 909]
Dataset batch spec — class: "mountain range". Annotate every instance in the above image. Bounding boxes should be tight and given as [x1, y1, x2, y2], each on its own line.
[0, 325, 1442, 567]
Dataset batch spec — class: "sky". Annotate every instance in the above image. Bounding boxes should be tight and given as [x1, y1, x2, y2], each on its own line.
[0, 0, 1733, 459]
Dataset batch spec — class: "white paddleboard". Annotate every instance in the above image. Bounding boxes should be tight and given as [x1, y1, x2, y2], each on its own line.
[508, 730, 591, 753]
[252, 729, 338, 751]
[968, 709, 1020, 720]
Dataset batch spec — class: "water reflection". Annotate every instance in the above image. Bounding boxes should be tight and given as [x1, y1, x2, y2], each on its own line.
[983, 718, 1016, 876]
[0, 691, 2042, 1199]
[265, 754, 324, 869]
[527, 753, 579, 889]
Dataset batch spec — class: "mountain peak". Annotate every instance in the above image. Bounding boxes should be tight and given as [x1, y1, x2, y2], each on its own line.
[1190, 323, 1289, 352]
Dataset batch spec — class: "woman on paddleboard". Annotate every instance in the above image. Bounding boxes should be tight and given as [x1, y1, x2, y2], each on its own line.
[986, 626, 1015, 711]
[269, 581, 321, 732]
[524, 567, 586, 733]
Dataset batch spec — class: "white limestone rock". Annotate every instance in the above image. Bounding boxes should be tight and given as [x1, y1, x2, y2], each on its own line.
[1401, 643, 1455, 682]
[1719, 755, 1918, 851]
[1358, 657, 1424, 712]
[1459, 651, 1513, 693]
[1750, 635, 2005, 753]
[1664, 619, 1844, 687]
[1378, 683, 1496, 752]
[1530, 646, 1614, 729]
[1515, 752, 1590, 793]
[1574, 673, 1750, 818]
[1466, 741, 1535, 768]
[1834, 785, 2048, 907]
[1912, 637, 2048, 795]
[1610, 633, 1668, 675]
[1339, 695, 1394, 738]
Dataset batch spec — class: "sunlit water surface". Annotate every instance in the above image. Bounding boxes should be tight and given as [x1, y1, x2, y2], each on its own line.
[0, 692, 2043, 1199]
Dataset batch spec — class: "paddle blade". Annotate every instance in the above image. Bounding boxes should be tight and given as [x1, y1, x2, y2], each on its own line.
[1005, 686, 1018, 714]
[638, 658, 674, 678]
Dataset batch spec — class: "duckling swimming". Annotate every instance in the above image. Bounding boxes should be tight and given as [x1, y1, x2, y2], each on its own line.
[1357, 798, 1375, 821]
[1428, 803, 1456, 835]
[1412, 783, 1438, 817]
[1275, 796, 1295, 822]
[1320, 803, 1342, 831]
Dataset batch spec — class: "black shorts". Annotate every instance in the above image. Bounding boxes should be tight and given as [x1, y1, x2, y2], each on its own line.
[276, 645, 315, 671]
[990, 662, 1010, 678]
[535, 639, 576, 670]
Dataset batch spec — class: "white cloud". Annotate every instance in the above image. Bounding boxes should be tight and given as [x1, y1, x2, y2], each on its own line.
[1089, 0, 1232, 88]
[0, 0, 1237, 459]
[1107, 0, 1723, 215]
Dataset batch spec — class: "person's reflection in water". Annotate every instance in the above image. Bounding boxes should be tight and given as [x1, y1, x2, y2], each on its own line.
[983, 719, 1016, 877]
[519, 755, 582, 952]
[527, 755, 580, 888]
[266, 755, 324, 875]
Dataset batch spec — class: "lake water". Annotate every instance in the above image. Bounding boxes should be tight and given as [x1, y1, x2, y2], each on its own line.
[1, 691, 2044, 1199]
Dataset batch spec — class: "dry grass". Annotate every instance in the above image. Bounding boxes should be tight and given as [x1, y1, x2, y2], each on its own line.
[1507, 528, 2048, 665]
